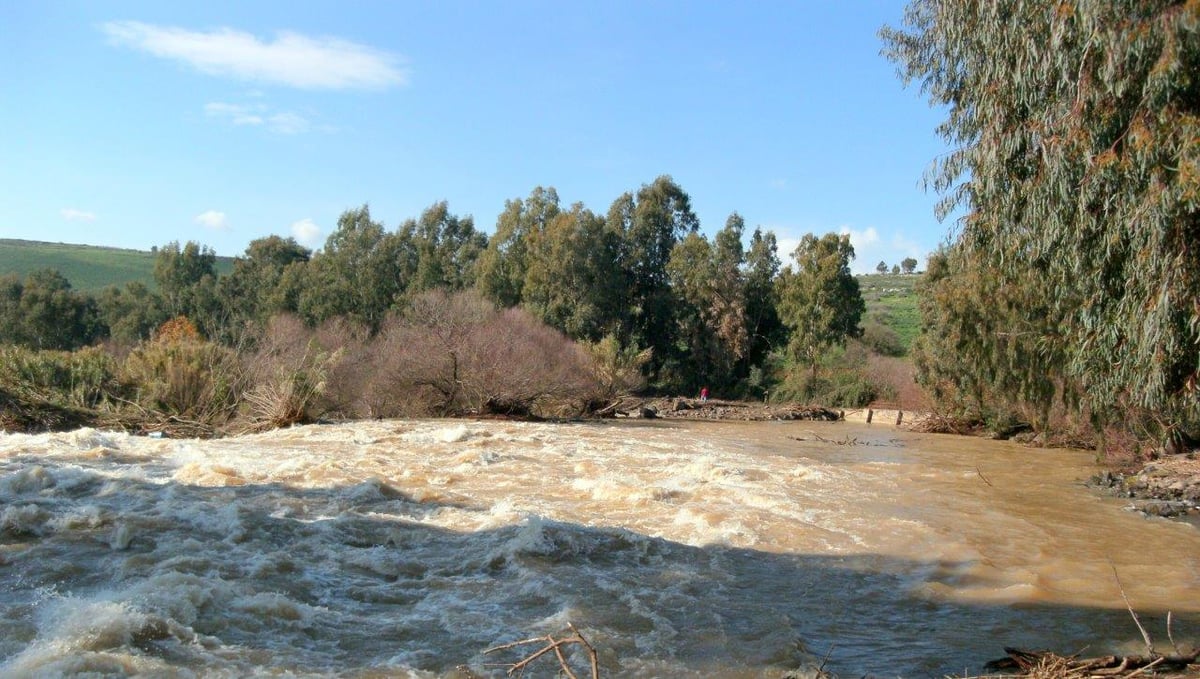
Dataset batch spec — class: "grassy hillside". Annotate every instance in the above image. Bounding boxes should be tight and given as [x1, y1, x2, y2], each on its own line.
[0, 239, 233, 292]
[857, 272, 921, 354]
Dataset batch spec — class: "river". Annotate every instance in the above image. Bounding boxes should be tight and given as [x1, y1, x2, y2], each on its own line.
[1, 419, 1197, 677]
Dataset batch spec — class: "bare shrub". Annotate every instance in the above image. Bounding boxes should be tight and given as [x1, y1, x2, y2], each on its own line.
[368, 290, 600, 418]
[865, 352, 931, 411]
[311, 316, 373, 419]
[239, 314, 343, 431]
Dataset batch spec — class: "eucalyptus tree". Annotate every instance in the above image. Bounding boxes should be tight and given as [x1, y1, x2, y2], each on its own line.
[667, 213, 753, 391]
[398, 201, 487, 295]
[0, 269, 100, 350]
[521, 203, 624, 341]
[477, 187, 561, 308]
[97, 281, 168, 345]
[219, 235, 311, 339]
[606, 175, 700, 380]
[883, 0, 1200, 442]
[743, 227, 784, 374]
[776, 233, 864, 383]
[298, 205, 401, 332]
[154, 241, 222, 335]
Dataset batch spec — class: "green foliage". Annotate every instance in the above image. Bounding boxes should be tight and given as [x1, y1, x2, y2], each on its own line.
[218, 236, 311, 340]
[884, 0, 1200, 444]
[607, 175, 700, 379]
[97, 281, 168, 346]
[0, 269, 101, 350]
[123, 330, 244, 424]
[399, 201, 487, 294]
[861, 319, 905, 357]
[521, 204, 625, 340]
[581, 334, 651, 402]
[299, 205, 402, 332]
[770, 344, 888, 407]
[776, 233, 865, 373]
[476, 187, 561, 308]
[0, 345, 124, 410]
[858, 273, 920, 353]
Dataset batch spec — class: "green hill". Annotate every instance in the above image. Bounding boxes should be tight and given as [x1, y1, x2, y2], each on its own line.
[857, 272, 922, 354]
[0, 239, 233, 292]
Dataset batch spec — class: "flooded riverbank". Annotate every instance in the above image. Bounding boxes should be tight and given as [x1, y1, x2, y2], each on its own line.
[1, 419, 1197, 677]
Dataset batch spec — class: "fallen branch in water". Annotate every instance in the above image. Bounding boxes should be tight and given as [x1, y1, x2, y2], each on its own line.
[982, 647, 1198, 677]
[483, 622, 600, 678]
[981, 565, 1198, 677]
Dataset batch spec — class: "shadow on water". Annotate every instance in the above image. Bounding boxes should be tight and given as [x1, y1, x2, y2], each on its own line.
[1, 455, 1196, 678]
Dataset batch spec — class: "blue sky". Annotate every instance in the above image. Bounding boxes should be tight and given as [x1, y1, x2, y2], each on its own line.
[1, 1, 951, 274]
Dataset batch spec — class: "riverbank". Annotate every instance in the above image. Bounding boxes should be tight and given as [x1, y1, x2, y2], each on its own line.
[1091, 454, 1200, 521]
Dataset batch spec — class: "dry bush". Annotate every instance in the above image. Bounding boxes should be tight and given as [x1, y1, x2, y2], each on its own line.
[310, 316, 374, 419]
[865, 352, 931, 411]
[367, 290, 601, 418]
[238, 314, 343, 431]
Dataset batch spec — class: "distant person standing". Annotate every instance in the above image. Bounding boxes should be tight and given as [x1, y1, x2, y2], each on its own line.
[699, 386, 709, 402]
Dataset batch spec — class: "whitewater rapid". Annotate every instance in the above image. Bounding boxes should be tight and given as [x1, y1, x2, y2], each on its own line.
[1, 419, 1197, 677]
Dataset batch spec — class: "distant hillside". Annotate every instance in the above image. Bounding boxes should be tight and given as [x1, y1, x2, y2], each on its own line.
[0, 239, 234, 292]
[856, 272, 922, 354]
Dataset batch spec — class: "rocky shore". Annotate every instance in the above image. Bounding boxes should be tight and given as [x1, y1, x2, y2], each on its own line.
[1091, 454, 1200, 521]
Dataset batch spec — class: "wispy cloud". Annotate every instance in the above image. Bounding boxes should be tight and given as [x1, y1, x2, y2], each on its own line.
[60, 208, 97, 222]
[290, 218, 322, 247]
[204, 102, 264, 126]
[769, 178, 788, 190]
[267, 111, 310, 135]
[194, 210, 229, 230]
[204, 101, 314, 134]
[102, 21, 408, 90]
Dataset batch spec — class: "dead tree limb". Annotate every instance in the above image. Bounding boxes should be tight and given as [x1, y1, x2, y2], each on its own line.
[484, 623, 600, 679]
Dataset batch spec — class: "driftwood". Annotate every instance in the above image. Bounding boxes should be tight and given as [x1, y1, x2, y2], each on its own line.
[983, 564, 1198, 677]
[984, 647, 1199, 677]
[483, 623, 600, 678]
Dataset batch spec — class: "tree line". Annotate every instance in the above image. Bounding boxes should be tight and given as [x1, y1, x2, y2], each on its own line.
[1, 176, 870, 401]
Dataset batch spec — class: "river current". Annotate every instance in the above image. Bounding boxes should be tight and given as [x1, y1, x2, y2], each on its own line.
[1, 419, 1197, 677]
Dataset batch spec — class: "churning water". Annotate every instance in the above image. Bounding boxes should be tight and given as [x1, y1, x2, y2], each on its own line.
[1, 419, 1197, 677]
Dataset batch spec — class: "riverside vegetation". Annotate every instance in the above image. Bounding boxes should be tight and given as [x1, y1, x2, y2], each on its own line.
[0, 178, 930, 438]
[1, 0, 1196, 504]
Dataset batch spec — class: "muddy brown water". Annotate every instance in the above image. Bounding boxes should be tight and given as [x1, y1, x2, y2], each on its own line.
[1, 420, 1197, 677]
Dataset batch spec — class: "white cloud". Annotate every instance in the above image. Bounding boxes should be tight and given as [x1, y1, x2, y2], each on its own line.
[102, 21, 408, 90]
[204, 101, 317, 134]
[839, 225, 879, 249]
[194, 210, 229, 230]
[60, 208, 97, 222]
[267, 111, 310, 135]
[204, 102, 264, 126]
[290, 218, 322, 247]
[769, 178, 788, 190]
